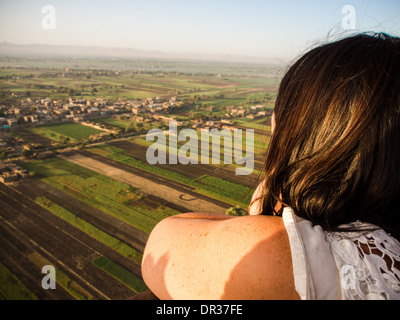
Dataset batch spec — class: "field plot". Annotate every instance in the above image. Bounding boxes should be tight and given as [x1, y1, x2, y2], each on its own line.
[0, 262, 38, 300]
[18, 179, 148, 253]
[3, 153, 219, 299]
[10, 128, 54, 147]
[119, 135, 267, 181]
[93, 256, 148, 294]
[2, 148, 242, 299]
[88, 141, 255, 207]
[94, 117, 133, 129]
[60, 150, 232, 214]
[29, 122, 104, 142]
[21, 157, 179, 233]
[0, 182, 142, 299]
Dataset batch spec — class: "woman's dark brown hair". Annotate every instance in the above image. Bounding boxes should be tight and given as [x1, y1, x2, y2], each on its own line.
[258, 33, 400, 239]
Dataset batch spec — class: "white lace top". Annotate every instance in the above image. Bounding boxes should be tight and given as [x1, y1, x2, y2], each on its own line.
[282, 207, 400, 300]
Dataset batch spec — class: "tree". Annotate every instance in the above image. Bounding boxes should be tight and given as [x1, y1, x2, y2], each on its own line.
[263, 92, 274, 102]
[21, 148, 35, 159]
[0, 149, 8, 161]
[125, 123, 137, 133]
[17, 117, 26, 125]
[59, 135, 70, 145]
[225, 206, 248, 216]
[136, 122, 145, 134]
[185, 120, 192, 128]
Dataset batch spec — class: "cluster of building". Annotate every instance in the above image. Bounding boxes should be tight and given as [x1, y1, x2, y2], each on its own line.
[0, 162, 29, 184]
[0, 94, 272, 131]
[0, 135, 17, 156]
[0, 96, 183, 129]
[226, 105, 270, 119]
[98, 103, 271, 133]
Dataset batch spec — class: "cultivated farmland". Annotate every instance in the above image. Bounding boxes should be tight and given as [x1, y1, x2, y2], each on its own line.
[0, 58, 278, 299]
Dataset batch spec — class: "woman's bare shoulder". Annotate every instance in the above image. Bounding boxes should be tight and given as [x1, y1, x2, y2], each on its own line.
[142, 213, 299, 300]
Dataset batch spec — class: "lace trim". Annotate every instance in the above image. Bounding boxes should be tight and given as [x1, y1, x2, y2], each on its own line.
[326, 221, 400, 300]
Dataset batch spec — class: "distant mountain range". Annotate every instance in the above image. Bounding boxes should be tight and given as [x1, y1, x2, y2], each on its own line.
[0, 42, 286, 65]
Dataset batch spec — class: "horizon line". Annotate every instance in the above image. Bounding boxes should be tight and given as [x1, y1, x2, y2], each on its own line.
[0, 41, 290, 65]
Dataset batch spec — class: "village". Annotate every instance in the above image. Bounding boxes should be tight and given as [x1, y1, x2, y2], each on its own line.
[0, 94, 270, 129]
[0, 95, 183, 128]
[0, 93, 272, 185]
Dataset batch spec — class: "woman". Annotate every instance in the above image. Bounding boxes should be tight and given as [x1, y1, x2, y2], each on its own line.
[141, 33, 400, 300]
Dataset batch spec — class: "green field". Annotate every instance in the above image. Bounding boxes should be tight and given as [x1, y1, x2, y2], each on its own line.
[26, 251, 95, 300]
[19, 156, 178, 295]
[94, 117, 133, 129]
[94, 117, 154, 133]
[35, 196, 143, 263]
[0, 263, 38, 300]
[21, 157, 179, 233]
[235, 117, 271, 130]
[88, 143, 253, 207]
[125, 129, 267, 175]
[29, 122, 104, 142]
[93, 256, 147, 294]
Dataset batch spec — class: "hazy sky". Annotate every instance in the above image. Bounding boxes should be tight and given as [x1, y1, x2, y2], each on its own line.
[0, 0, 399, 59]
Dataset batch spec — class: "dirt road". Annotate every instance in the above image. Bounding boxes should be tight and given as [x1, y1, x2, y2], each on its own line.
[59, 150, 231, 215]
